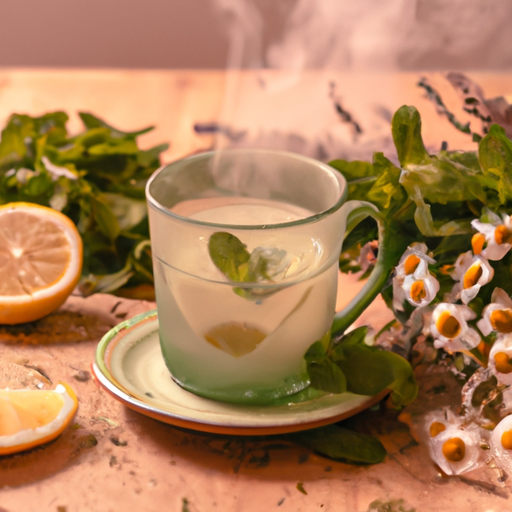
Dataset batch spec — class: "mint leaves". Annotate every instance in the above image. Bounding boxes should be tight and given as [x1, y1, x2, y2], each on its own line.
[208, 232, 252, 283]
[304, 340, 347, 394]
[305, 327, 418, 408]
[208, 231, 290, 299]
[0, 111, 168, 297]
[288, 424, 387, 464]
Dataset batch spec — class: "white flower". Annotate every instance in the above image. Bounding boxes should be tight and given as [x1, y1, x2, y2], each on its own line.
[424, 408, 460, 438]
[395, 242, 435, 279]
[430, 303, 480, 352]
[428, 422, 482, 475]
[401, 273, 440, 308]
[471, 212, 512, 261]
[488, 334, 512, 386]
[450, 251, 494, 305]
[393, 243, 437, 311]
[477, 288, 512, 336]
[490, 415, 512, 473]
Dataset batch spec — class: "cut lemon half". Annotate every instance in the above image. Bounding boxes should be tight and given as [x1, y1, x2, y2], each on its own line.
[0, 383, 78, 455]
[0, 202, 82, 324]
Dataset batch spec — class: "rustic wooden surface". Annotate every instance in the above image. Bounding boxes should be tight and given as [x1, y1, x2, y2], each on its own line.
[0, 70, 512, 512]
[0, 292, 507, 512]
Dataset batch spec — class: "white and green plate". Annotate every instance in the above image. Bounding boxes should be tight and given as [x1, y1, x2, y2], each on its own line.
[92, 310, 388, 435]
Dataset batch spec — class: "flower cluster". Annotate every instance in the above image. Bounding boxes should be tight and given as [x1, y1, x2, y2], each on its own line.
[472, 211, 512, 261]
[385, 211, 512, 476]
[392, 243, 439, 311]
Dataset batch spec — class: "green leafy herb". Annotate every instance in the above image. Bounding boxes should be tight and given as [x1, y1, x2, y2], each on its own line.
[289, 423, 386, 464]
[208, 231, 290, 299]
[316, 99, 512, 418]
[78, 112, 155, 138]
[0, 111, 168, 296]
[304, 341, 347, 394]
[331, 103, 512, 327]
[208, 232, 251, 282]
[305, 327, 418, 408]
[321, 102, 512, 405]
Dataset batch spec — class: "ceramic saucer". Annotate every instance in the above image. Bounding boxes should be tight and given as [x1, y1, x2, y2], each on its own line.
[92, 310, 388, 435]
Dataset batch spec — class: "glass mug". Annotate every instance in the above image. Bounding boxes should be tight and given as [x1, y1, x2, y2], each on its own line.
[146, 149, 385, 404]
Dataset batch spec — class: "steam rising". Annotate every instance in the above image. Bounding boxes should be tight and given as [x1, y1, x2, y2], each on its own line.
[266, 0, 415, 71]
[216, 0, 512, 71]
[208, 0, 512, 160]
[214, 0, 264, 69]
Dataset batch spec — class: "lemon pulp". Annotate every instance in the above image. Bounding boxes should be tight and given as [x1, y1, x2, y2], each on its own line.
[0, 202, 82, 324]
[0, 210, 71, 296]
[0, 383, 78, 455]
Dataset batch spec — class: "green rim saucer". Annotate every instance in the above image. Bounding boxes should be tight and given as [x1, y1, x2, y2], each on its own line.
[92, 310, 388, 435]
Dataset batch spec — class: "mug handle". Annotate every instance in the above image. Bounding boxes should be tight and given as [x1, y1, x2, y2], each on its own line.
[331, 200, 403, 338]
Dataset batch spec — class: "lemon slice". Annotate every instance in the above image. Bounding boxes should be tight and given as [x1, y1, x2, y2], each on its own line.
[0, 383, 78, 455]
[0, 202, 83, 324]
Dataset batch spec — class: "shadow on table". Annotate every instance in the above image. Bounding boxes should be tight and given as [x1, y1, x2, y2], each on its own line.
[121, 403, 413, 480]
[0, 426, 99, 488]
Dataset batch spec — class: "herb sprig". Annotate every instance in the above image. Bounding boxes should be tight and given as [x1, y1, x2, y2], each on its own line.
[0, 111, 168, 297]
[331, 103, 512, 324]
[305, 327, 417, 408]
[301, 96, 512, 467]
[208, 231, 292, 299]
[305, 101, 512, 404]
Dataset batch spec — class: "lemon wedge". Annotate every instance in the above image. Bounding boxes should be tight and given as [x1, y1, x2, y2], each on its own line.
[0, 202, 83, 324]
[0, 383, 78, 455]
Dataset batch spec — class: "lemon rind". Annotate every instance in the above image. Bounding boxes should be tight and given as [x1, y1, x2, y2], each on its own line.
[0, 203, 83, 324]
[0, 384, 78, 453]
[0, 206, 82, 304]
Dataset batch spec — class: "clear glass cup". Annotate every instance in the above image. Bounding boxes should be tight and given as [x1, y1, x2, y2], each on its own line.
[146, 149, 382, 404]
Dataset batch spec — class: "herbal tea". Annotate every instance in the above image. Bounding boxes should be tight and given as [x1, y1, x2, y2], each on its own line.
[153, 197, 338, 403]
[145, 149, 389, 405]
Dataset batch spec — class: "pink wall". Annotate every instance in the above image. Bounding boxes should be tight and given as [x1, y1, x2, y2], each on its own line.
[1, 0, 511, 70]
[0, 0, 229, 68]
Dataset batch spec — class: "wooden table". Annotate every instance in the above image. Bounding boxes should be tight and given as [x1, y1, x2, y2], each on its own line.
[0, 69, 511, 512]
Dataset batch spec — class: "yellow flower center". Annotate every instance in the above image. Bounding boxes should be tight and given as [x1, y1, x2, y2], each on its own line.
[471, 233, 486, 255]
[410, 280, 426, 303]
[490, 309, 512, 333]
[429, 421, 446, 437]
[494, 224, 512, 245]
[463, 263, 482, 289]
[494, 351, 512, 374]
[439, 264, 454, 276]
[442, 437, 466, 462]
[404, 254, 421, 275]
[501, 430, 512, 450]
[436, 311, 461, 339]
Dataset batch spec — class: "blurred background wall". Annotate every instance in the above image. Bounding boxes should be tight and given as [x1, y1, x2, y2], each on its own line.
[0, 0, 228, 68]
[1, 0, 511, 70]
